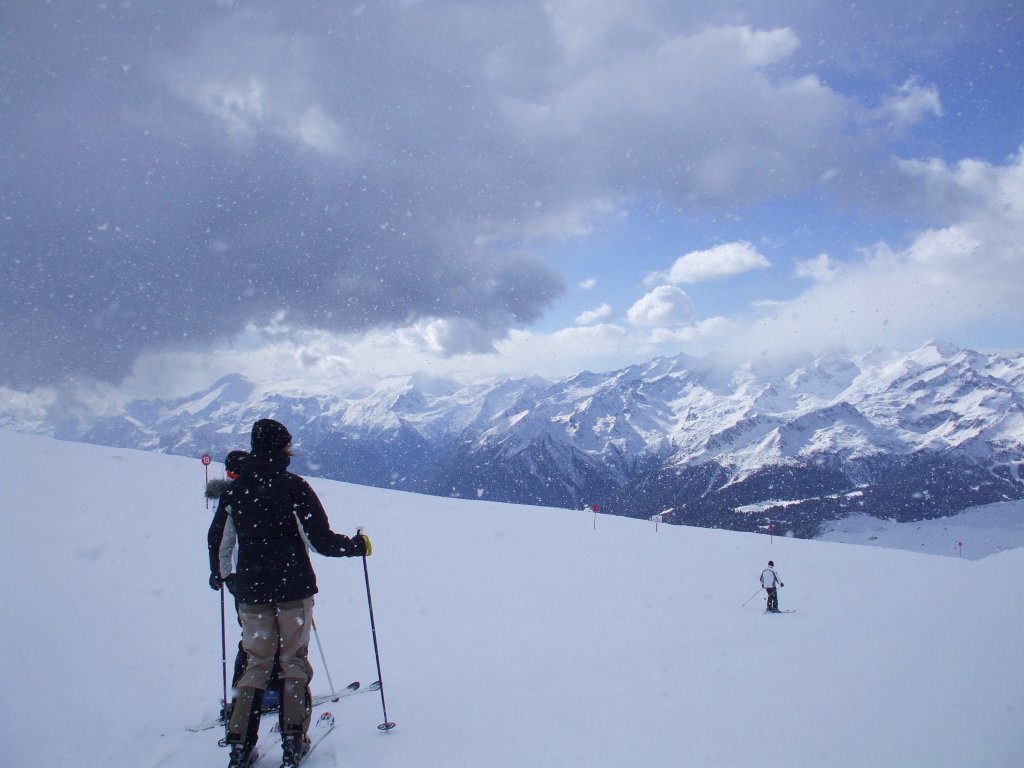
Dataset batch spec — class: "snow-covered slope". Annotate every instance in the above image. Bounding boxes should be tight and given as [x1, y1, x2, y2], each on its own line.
[1, 429, 1022, 767]
[818, 500, 1024, 560]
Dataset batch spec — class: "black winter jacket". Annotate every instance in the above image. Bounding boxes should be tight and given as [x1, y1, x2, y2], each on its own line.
[207, 449, 361, 605]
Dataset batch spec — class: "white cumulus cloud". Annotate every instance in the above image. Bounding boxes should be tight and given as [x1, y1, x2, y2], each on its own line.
[652, 241, 771, 285]
[627, 286, 696, 327]
[575, 303, 614, 325]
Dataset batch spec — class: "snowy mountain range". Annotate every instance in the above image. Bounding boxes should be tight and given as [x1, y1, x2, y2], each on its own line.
[6, 340, 1023, 537]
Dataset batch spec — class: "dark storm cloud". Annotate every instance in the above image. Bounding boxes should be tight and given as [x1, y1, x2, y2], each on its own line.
[0, 1, 570, 387]
[1, 0, 1010, 387]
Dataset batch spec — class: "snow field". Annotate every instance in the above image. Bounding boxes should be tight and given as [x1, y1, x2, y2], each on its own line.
[1, 428, 1021, 767]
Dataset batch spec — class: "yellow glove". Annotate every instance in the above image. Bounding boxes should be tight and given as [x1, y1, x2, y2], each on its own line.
[356, 531, 372, 556]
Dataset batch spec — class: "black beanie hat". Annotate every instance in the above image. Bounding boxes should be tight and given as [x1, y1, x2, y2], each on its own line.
[224, 450, 248, 474]
[251, 419, 292, 451]
[768, 560, 774, 567]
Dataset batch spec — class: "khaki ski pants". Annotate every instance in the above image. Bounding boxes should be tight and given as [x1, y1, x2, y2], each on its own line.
[228, 597, 315, 742]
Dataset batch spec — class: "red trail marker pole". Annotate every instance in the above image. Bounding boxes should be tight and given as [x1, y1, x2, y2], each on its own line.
[201, 452, 212, 508]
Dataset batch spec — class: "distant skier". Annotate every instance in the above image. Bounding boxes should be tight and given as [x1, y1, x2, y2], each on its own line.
[760, 560, 784, 613]
[207, 419, 372, 768]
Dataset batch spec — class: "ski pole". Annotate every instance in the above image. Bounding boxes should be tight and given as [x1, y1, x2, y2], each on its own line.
[310, 616, 337, 696]
[359, 529, 396, 731]
[742, 588, 763, 607]
[219, 585, 230, 743]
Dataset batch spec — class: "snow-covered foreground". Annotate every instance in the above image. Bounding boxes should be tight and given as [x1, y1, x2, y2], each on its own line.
[2, 429, 1022, 768]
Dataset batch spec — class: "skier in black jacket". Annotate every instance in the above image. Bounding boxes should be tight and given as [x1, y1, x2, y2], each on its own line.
[208, 419, 371, 768]
[206, 450, 258, 691]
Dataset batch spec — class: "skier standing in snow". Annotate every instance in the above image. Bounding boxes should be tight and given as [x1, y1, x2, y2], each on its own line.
[207, 449, 253, 690]
[208, 449, 288, 712]
[760, 560, 784, 613]
[207, 419, 371, 768]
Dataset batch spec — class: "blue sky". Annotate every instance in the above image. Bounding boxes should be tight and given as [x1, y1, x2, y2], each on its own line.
[1, 0, 1022, 404]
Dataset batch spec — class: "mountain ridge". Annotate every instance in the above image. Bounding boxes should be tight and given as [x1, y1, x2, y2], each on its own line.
[3, 340, 1022, 536]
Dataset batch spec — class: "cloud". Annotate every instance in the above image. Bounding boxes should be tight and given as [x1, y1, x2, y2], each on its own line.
[161, 21, 354, 157]
[795, 254, 839, 282]
[500, 21, 851, 202]
[627, 286, 696, 327]
[575, 303, 614, 325]
[403, 317, 500, 357]
[0, 1, 1003, 390]
[652, 241, 771, 284]
[876, 79, 943, 132]
[489, 324, 636, 378]
[579, 278, 598, 290]
[109, 320, 647, 399]
[92, 135, 1024, 401]
[649, 316, 737, 344]
[2, 3, 575, 389]
[728, 148, 1024, 357]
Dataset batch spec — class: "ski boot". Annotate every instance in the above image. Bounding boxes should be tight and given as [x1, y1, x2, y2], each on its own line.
[281, 733, 310, 766]
[227, 742, 258, 768]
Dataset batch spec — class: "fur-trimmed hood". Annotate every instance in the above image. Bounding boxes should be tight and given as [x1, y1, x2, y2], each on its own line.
[205, 478, 232, 500]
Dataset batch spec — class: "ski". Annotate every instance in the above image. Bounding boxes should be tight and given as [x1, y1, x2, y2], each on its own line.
[321, 679, 380, 702]
[188, 681, 365, 732]
[764, 609, 797, 614]
[250, 722, 282, 767]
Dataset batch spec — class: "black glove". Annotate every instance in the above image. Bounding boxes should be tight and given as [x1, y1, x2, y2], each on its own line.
[780, 582, 785, 587]
[352, 532, 373, 557]
[209, 572, 223, 591]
